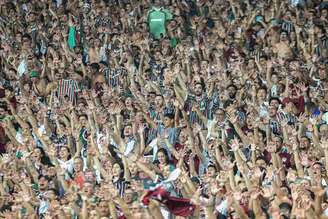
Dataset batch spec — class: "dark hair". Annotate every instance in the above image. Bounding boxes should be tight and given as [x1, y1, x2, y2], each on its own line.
[190, 176, 201, 185]
[280, 30, 289, 35]
[155, 94, 163, 98]
[257, 129, 266, 142]
[255, 156, 267, 164]
[79, 114, 88, 119]
[279, 202, 292, 211]
[113, 162, 124, 179]
[269, 97, 281, 105]
[257, 86, 268, 93]
[90, 63, 100, 71]
[119, 122, 132, 138]
[60, 146, 72, 160]
[74, 156, 83, 162]
[99, 61, 108, 66]
[8, 68, 16, 73]
[300, 135, 310, 142]
[194, 81, 203, 87]
[207, 164, 217, 172]
[227, 84, 237, 91]
[22, 34, 31, 41]
[154, 148, 170, 165]
[272, 135, 283, 144]
[280, 185, 291, 195]
[36, 147, 54, 167]
[38, 174, 51, 181]
[164, 113, 175, 120]
[148, 90, 156, 96]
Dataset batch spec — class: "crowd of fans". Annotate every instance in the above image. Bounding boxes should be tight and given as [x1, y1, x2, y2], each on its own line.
[0, 0, 328, 218]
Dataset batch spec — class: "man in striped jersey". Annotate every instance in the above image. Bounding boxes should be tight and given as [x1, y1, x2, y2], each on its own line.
[183, 82, 213, 127]
[149, 94, 175, 125]
[268, 105, 282, 136]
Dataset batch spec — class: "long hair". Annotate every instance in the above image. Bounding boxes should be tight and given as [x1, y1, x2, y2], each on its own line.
[37, 147, 54, 167]
[154, 148, 170, 165]
[59, 146, 72, 160]
[113, 161, 124, 179]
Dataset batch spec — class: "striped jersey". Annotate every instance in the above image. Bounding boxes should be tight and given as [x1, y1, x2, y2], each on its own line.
[145, 105, 176, 144]
[315, 36, 328, 57]
[104, 66, 128, 88]
[281, 20, 294, 34]
[184, 94, 212, 127]
[112, 178, 129, 198]
[57, 79, 80, 104]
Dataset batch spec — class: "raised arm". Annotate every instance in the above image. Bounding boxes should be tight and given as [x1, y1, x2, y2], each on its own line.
[127, 154, 157, 181]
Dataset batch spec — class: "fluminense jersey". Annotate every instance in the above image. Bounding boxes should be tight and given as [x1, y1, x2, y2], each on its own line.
[148, 7, 172, 39]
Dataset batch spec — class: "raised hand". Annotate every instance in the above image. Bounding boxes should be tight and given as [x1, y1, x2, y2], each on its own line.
[48, 147, 57, 158]
[192, 123, 202, 135]
[295, 25, 302, 34]
[311, 186, 326, 197]
[190, 187, 202, 205]
[298, 82, 308, 93]
[297, 112, 307, 123]
[230, 137, 240, 151]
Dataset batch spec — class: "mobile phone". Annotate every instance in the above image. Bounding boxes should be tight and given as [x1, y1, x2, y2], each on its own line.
[16, 151, 23, 159]
[0, 89, 5, 98]
[255, 15, 263, 22]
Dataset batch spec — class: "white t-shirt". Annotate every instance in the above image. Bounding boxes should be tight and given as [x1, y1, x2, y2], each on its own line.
[57, 158, 74, 179]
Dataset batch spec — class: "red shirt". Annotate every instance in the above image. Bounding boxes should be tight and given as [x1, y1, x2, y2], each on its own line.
[263, 150, 292, 168]
[282, 96, 305, 115]
[69, 173, 85, 189]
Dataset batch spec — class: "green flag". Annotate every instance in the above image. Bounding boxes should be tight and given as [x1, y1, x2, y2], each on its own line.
[68, 26, 76, 49]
